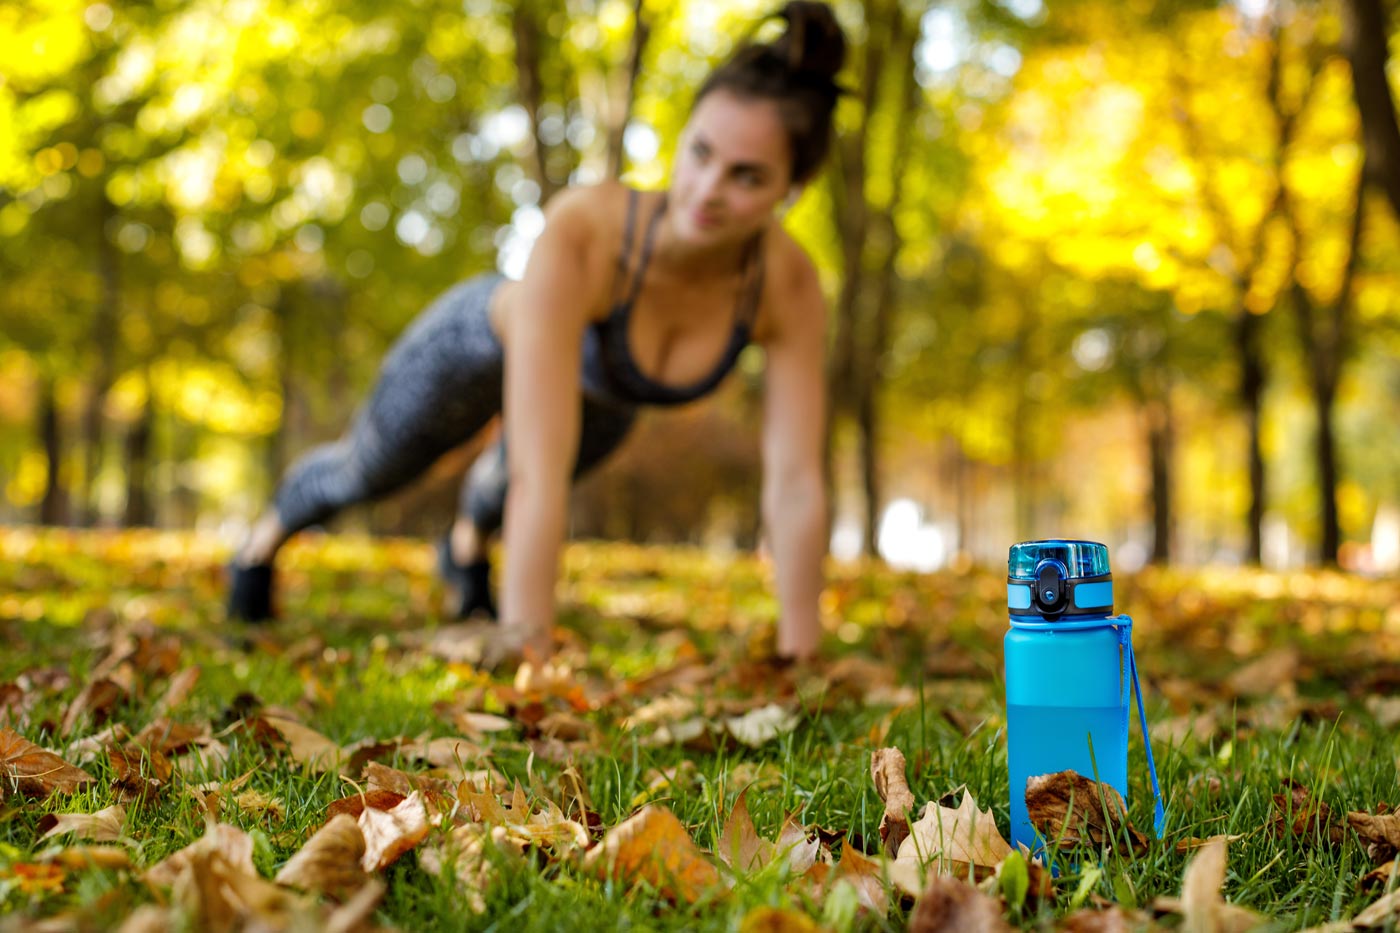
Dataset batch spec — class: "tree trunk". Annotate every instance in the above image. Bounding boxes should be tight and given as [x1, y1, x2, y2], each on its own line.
[1313, 381, 1341, 563]
[1237, 309, 1266, 563]
[513, 3, 561, 204]
[123, 389, 153, 527]
[606, 0, 649, 180]
[39, 377, 66, 525]
[856, 10, 919, 555]
[80, 193, 121, 526]
[1146, 394, 1174, 565]
[1341, 0, 1400, 221]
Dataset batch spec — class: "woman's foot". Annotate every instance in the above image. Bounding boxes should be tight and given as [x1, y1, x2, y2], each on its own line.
[437, 534, 497, 620]
[227, 562, 276, 623]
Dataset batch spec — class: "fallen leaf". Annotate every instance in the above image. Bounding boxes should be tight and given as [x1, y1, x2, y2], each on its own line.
[582, 804, 722, 902]
[327, 789, 407, 822]
[813, 844, 891, 915]
[719, 788, 774, 873]
[6, 861, 67, 895]
[275, 813, 371, 900]
[1360, 860, 1398, 892]
[898, 789, 1013, 880]
[110, 743, 173, 805]
[908, 875, 1012, 933]
[726, 704, 800, 747]
[1347, 809, 1400, 863]
[359, 790, 430, 871]
[61, 678, 126, 736]
[260, 715, 344, 774]
[1057, 907, 1141, 932]
[42, 845, 133, 871]
[420, 824, 521, 915]
[1024, 771, 1147, 854]
[455, 711, 516, 738]
[144, 821, 257, 888]
[739, 905, 823, 932]
[1354, 888, 1400, 927]
[38, 804, 127, 842]
[397, 736, 489, 769]
[0, 728, 96, 798]
[1270, 779, 1345, 847]
[150, 666, 201, 719]
[1175, 834, 1245, 854]
[131, 718, 207, 757]
[872, 747, 918, 856]
[232, 790, 285, 823]
[1176, 835, 1264, 933]
[774, 815, 823, 876]
[363, 761, 458, 810]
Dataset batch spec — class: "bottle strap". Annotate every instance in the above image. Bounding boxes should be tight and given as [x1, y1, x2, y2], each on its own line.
[1119, 622, 1166, 838]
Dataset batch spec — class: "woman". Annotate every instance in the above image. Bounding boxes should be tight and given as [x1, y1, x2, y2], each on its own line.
[228, 1, 844, 664]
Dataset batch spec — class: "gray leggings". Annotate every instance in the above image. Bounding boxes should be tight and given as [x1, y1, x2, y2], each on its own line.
[272, 274, 636, 536]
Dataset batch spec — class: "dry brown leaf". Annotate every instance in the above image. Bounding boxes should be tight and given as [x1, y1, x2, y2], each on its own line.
[817, 844, 891, 915]
[420, 824, 523, 915]
[1175, 834, 1245, 854]
[261, 715, 344, 774]
[275, 813, 371, 900]
[726, 704, 800, 747]
[398, 736, 488, 769]
[872, 747, 918, 856]
[1057, 907, 1144, 932]
[774, 815, 823, 876]
[61, 678, 127, 736]
[1360, 860, 1397, 892]
[359, 790, 429, 871]
[739, 905, 824, 932]
[1347, 809, 1400, 863]
[1025, 771, 1148, 854]
[898, 789, 1013, 880]
[1177, 836, 1266, 933]
[144, 821, 257, 888]
[110, 743, 173, 805]
[719, 788, 774, 873]
[908, 875, 1013, 933]
[363, 761, 458, 809]
[131, 719, 207, 757]
[1270, 779, 1345, 847]
[327, 789, 407, 822]
[0, 728, 96, 798]
[42, 845, 133, 871]
[582, 804, 722, 903]
[455, 711, 516, 737]
[1354, 888, 1400, 927]
[150, 667, 201, 720]
[38, 804, 127, 842]
[232, 790, 285, 823]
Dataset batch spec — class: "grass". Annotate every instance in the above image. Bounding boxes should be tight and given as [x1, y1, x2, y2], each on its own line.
[0, 526, 1398, 931]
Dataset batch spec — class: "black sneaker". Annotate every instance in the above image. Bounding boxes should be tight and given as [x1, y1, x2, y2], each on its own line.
[436, 534, 497, 620]
[227, 562, 275, 623]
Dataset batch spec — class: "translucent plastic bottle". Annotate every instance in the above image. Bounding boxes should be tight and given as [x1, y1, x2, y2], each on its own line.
[1004, 540, 1131, 852]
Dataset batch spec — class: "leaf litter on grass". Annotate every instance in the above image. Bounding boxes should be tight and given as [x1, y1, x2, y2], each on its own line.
[2, 528, 1400, 930]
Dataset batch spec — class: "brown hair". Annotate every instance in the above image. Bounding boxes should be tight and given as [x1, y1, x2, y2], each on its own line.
[694, 2, 847, 184]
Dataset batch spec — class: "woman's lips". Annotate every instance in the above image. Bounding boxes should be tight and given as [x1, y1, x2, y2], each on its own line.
[692, 209, 722, 229]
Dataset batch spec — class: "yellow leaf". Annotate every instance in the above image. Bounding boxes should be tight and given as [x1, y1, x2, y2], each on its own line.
[583, 805, 722, 902]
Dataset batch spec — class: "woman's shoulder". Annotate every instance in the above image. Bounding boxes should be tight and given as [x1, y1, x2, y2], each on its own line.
[753, 224, 824, 343]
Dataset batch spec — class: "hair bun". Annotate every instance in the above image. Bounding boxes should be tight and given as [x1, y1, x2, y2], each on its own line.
[773, 2, 846, 80]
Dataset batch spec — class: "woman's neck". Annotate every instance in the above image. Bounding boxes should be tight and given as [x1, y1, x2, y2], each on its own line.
[651, 205, 762, 281]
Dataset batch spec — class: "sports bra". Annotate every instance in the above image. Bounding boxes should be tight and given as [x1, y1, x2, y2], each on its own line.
[579, 188, 764, 407]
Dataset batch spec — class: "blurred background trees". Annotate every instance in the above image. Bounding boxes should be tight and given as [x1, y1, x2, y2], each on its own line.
[2, 0, 1397, 571]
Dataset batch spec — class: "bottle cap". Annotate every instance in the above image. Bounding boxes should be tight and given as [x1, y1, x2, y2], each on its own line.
[1007, 539, 1113, 618]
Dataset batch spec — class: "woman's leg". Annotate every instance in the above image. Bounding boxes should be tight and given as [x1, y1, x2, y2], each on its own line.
[444, 398, 637, 617]
[230, 275, 507, 619]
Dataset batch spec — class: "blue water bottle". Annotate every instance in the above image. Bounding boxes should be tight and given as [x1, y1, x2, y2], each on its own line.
[1004, 539, 1164, 852]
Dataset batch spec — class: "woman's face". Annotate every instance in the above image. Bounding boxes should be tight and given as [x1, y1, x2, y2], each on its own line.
[670, 89, 794, 247]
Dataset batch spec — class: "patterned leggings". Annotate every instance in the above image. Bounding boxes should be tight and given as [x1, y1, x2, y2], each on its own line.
[271, 274, 637, 536]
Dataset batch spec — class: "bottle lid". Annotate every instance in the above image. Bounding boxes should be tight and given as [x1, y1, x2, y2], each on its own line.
[1007, 540, 1113, 618]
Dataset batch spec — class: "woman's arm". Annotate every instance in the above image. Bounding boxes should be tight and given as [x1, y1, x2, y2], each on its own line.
[499, 188, 610, 659]
[759, 248, 829, 660]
